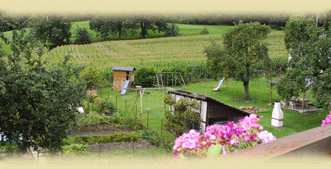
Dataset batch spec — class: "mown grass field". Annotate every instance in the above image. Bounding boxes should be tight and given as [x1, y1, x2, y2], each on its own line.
[95, 75, 330, 143]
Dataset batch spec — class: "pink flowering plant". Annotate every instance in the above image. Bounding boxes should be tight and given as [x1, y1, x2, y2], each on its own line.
[86, 86, 98, 103]
[172, 114, 277, 159]
[321, 102, 331, 126]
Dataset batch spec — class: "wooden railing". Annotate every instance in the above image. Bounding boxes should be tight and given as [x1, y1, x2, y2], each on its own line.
[226, 123, 331, 161]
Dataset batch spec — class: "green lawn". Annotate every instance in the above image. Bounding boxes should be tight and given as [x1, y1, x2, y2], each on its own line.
[93, 77, 330, 141]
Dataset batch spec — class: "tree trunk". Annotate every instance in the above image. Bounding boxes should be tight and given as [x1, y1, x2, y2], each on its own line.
[244, 63, 250, 100]
[141, 22, 146, 39]
[244, 80, 250, 100]
[118, 23, 122, 40]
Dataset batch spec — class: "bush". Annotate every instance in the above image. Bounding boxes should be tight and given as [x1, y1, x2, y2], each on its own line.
[200, 27, 209, 35]
[84, 111, 113, 127]
[97, 98, 116, 115]
[80, 64, 103, 89]
[134, 66, 155, 87]
[62, 144, 90, 156]
[140, 129, 174, 151]
[165, 23, 180, 37]
[72, 132, 140, 144]
[74, 27, 93, 44]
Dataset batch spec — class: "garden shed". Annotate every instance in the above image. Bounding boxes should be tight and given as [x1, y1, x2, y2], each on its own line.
[112, 66, 136, 92]
[165, 88, 251, 133]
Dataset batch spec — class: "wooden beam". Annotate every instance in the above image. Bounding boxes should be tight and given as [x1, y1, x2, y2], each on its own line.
[225, 124, 331, 161]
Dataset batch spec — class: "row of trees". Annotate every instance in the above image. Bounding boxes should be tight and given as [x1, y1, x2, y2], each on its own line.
[89, 15, 179, 40]
[9, 15, 179, 49]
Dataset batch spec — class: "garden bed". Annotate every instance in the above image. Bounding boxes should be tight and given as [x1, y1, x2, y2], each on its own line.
[68, 127, 158, 154]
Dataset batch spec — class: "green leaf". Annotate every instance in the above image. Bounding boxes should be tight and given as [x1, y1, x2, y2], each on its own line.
[206, 144, 223, 158]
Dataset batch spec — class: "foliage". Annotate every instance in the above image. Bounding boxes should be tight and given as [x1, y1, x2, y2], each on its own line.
[164, 97, 201, 136]
[89, 16, 137, 40]
[83, 111, 113, 127]
[205, 21, 271, 99]
[0, 28, 86, 155]
[74, 26, 93, 44]
[134, 66, 155, 87]
[71, 132, 140, 144]
[284, 16, 318, 50]
[133, 15, 169, 39]
[163, 94, 175, 105]
[165, 23, 180, 37]
[200, 27, 209, 35]
[80, 63, 103, 89]
[29, 15, 72, 47]
[140, 129, 174, 151]
[172, 114, 276, 159]
[0, 143, 19, 154]
[62, 143, 90, 156]
[96, 98, 116, 115]
[86, 86, 98, 103]
[278, 16, 331, 108]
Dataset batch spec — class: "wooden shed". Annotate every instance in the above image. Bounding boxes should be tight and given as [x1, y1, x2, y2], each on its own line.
[165, 88, 251, 133]
[112, 66, 136, 92]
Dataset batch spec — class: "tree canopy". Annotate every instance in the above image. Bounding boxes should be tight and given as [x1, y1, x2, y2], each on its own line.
[29, 15, 72, 48]
[205, 21, 270, 99]
[0, 26, 86, 155]
[89, 16, 137, 40]
[277, 16, 331, 108]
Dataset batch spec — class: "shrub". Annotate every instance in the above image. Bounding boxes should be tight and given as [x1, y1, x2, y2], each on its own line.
[80, 64, 103, 89]
[86, 86, 98, 103]
[74, 27, 93, 44]
[140, 129, 174, 151]
[134, 66, 155, 87]
[72, 132, 140, 144]
[165, 23, 180, 37]
[97, 98, 116, 115]
[84, 111, 113, 127]
[200, 27, 209, 35]
[164, 97, 201, 136]
[62, 144, 90, 156]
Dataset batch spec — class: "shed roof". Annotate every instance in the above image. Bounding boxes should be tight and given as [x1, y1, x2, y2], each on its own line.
[165, 87, 251, 116]
[112, 66, 136, 72]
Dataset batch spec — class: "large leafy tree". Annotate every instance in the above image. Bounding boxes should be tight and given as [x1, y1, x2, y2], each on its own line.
[0, 26, 86, 155]
[278, 16, 331, 108]
[89, 16, 137, 40]
[29, 15, 72, 48]
[205, 21, 270, 99]
[133, 15, 169, 39]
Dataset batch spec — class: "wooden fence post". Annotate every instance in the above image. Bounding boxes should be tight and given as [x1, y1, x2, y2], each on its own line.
[161, 119, 163, 137]
[116, 94, 117, 109]
[147, 110, 149, 128]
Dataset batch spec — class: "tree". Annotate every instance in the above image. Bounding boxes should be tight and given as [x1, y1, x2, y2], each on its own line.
[134, 15, 169, 39]
[278, 16, 331, 109]
[89, 16, 137, 40]
[0, 27, 86, 155]
[29, 15, 72, 48]
[74, 26, 93, 44]
[205, 21, 271, 99]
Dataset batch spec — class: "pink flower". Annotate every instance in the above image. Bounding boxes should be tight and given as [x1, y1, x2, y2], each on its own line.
[257, 130, 277, 144]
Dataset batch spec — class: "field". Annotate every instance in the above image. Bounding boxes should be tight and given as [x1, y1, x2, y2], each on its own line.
[1, 21, 288, 70]
[46, 29, 287, 70]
